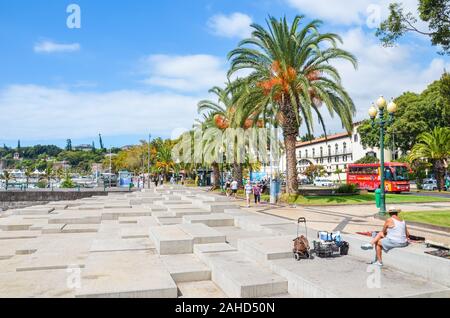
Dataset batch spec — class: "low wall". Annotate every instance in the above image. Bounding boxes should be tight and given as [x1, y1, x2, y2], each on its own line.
[0, 191, 111, 210]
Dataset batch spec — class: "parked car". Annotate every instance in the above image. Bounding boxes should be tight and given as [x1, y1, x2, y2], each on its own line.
[314, 178, 335, 187]
[422, 179, 438, 191]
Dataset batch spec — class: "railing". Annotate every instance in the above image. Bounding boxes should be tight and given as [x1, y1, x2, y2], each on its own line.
[298, 149, 353, 160]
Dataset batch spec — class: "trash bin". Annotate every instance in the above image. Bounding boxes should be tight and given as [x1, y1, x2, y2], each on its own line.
[270, 180, 281, 204]
[375, 189, 382, 208]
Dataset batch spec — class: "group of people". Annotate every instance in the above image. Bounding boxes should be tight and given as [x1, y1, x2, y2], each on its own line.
[224, 178, 264, 208]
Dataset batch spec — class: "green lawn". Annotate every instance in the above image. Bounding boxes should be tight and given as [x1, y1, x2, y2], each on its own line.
[261, 193, 450, 206]
[400, 211, 450, 228]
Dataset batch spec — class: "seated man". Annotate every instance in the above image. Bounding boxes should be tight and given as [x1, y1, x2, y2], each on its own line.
[361, 208, 410, 267]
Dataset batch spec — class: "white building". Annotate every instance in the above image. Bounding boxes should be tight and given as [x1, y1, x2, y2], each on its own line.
[296, 124, 394, 181]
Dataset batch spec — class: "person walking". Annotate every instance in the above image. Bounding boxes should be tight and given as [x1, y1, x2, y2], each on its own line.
[154, 176, 159, 188]
[230, 179, 238, 199]
[253, 182, 262, 205]
[245, 179, 253, 208]
[225, 179, 231, 197]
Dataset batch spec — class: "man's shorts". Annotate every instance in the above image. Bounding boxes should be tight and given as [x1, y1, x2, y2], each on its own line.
[232, 189, 238, 194]
[381, 238, 408, 252]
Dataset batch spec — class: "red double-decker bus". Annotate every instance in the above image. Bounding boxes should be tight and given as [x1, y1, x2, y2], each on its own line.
[347, 163, 411, 193]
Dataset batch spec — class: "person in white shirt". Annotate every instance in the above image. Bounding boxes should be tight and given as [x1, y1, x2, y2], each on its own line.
[244, 179, 253, 208]
[230, 180, 238, 198]
[361, 208, 410, 266]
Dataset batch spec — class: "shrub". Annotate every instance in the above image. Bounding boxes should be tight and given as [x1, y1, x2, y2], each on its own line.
[335, 184, 359, 194]
[60, 177, 76, 189]
[36, 180, 47, 189]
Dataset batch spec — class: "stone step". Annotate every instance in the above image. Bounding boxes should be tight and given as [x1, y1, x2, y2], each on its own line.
[61, 224, 99, 234]
[178, 224, 226, 245]
[344, 234, 450, 287]
[201, 251, 288, 298]
[149, 225, 193, 255]
[156, 217, 183, 226]
[16, 207, 55, 216]
[237, 236, 294, 263]
[76, 251, 178, 298]
[177, 281, 227, 298]
[160, 254, 211, 283]
[268, 255, 450, 298]
[183, 214, 235, 227]
[90, 238, 155, 253]
[49, 211, 102, 225]
[234, 215, 293, 232]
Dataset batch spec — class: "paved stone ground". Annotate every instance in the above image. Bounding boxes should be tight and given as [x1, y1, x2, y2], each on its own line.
[0, 186, 448, 298]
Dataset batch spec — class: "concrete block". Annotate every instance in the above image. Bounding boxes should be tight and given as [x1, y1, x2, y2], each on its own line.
[237, 236, 294, 263]
[160, 254, 211, 283]
[149, 225, 193, 255]
[120, 226, 150, 239]
[183, 214, 235, 227]
[90, 238, 155, 253]
[234, 215, 293, 232]
[0, 269, 76, 298]
[344, 234, 450, 287]
[268, 256, 449, 298]
[157, 217, 183, 226]
[0, 230, 39, 240]
[62, 224, 99, 234]
[76, 251, 178, 298]
[202, 251, 288, 298]
[177, 281, 227, 298]
[178, 223, 226, 245]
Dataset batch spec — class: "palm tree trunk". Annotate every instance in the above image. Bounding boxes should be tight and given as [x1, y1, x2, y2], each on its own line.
[284, 133, 299, 194]
[435, 160, 445, 192]
[211, 162, 221, 190]
[233, 163, 243, 188]
[280, 98, 300, 194]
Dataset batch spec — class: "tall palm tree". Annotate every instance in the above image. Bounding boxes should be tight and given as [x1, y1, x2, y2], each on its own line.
[1, 171, 14, 190]
[228, 16, 357, 193]
[40, 166, 54, 188]
[24, 166, 34, 189]
[198, 83, 263, 188]
[409, 127, 450, 191]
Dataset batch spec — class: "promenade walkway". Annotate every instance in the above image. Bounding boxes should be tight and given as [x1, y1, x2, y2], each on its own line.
[0, 185, 448, 298]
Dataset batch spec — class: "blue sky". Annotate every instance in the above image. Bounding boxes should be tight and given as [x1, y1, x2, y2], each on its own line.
[0, 0, 448, 148]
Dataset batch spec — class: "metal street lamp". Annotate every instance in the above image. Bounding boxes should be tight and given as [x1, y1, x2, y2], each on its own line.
[369, 96, 398, 215]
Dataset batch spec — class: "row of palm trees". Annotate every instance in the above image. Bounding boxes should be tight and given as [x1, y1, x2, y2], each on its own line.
[0, 166, 61, 190]
[180, 16, 358, 193]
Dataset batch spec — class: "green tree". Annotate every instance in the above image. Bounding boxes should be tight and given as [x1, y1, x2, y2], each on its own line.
[66, 139, 72, 151]
[228, 16, 357, 193]
[409, 127, 450, 191]
[304, 165, 327, 183]
[376, 1, 450, 55]
[334, 167, 345, 184]
[355, 155, 380, 164]
[358, 73, 450, 153]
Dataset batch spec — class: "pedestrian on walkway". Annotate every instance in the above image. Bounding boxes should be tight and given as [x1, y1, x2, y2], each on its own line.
[231, 179, 238, 199]
[245, 179, 253, 208]
[253, 182, 262, 205]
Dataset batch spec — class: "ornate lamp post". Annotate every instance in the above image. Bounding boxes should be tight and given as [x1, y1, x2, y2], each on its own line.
[369, 96, 398, 215]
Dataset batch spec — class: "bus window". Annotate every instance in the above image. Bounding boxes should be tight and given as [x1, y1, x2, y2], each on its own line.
[384, 168, 394, 181]
[393, 166, 410, 181]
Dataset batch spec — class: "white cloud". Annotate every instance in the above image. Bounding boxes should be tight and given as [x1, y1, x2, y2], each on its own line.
[0, 85, 201, 140]
[141, 54, 228, 92]
[285, 0, 421, 27]
[310, 27, 450, 134]
[34, 40, 80, 53]
[208, 12, 253, 39]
